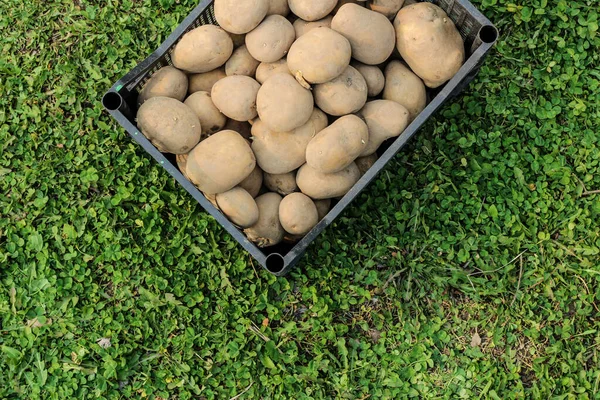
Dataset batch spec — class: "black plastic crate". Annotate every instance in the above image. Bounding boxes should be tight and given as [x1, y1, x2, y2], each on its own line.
[102, 0, 498, 276]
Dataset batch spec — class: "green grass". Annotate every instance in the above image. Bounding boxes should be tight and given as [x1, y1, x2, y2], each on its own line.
[1, 0, 599, 398]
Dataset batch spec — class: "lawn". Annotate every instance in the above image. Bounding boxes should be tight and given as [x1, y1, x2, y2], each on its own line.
[1, 0, 599, 398]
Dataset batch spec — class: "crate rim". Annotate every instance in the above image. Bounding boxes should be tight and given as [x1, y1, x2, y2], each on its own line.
[102, 0, 499, 276]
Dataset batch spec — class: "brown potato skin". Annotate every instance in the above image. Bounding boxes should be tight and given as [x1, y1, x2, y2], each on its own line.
[229, 32, 247, 48]
[264, 171, 298, 196]
[239, 165, 263, 197]
[186, 130, 256, 194]
[225, 45, 260, 77]
[331, 4, 396, 65]
[288, 0, 337, 22]
[287, 28, 352, 86]
[176, 153, 192, 181]
[216, 187, 260, 228]
[296, 162, 361, 200]
[255, 59, 291, 84]
[137, 97, 202, 155]
[244, 193, 285, 247]
[283, 234, 303, 244]
[184, 91, 227, 137]
[333, 0, 366, 14]
[137, 66, 188, 106]
[368, 0, 404, 19]
[351, 61, 385, 97]
[172, 25, 233, 73]
[382, 60, 426, 120]
[355, 153, 378, 176]
[211, 76, 261, 121]
[267, 0, 290, 16]
[245, 15, 296, 63]
[224, 119, 252, 140]
[204, 192, 220, 208]
[215, 0, 269, 34]
[251, 108, 328, 174]
[257, 73, 314, 132]
[314, 66, 368, 116]
[394, 3, 465, 88]
[293, 16, 333, 37]
[358, 100, 409, 156]
[279, 193, 319, 235]
[188, 68, 227, 95]
[305, 115, 369, 173]
[314, 199, 332, 220]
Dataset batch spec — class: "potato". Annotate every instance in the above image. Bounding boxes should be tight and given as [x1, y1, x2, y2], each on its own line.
[283, 234, 302, 244]
[368, 0, 404, 19]
[251, 108, 328, 174]
[297, 162, 361, 200]
[255, 59, 291, 84]
[188, 68, 227, 95]
[225, 45, 260, 77]
[314, 199, 332, 220]
[282, 196, 326, 243]
[394, 3, 465, 88]
[214, 0, 269, 34]
[186, 130, 256, 194]
[382, 60, 426, 120]
[224, 119, 252, 140]
[267, 0, 290, 16]
[351, 61, 385, 97]
[216, 187, 259, 228]
[333, 0, 366, 15]
[355, 153, 378, 176]
[287, 28, 352, 87]
[331, 4, 395, 65]
[314, 66, 368, 116]
[244, 193, 285, 247]
[211, 76, 261, 121]
[306, 115, 369, 173]
[239, 164, 263, 197]
[137, 66, 187, 106]
[293, 16, 333, 37]
[176, 153, 192, 181]
[229, 32, 246, 48]
[245, 15, 295, 63]
[264, 171, 298, 196]
[257, 73, 314, 132]
[203, 193, 220, 209]
[184, 91, 227, 137]
[172, 25, 233, 73]
[288, 0, 337, 22]
[279, 193, 318, 235]
[358, 100, 409, 156]
[137, 97, 201, 154]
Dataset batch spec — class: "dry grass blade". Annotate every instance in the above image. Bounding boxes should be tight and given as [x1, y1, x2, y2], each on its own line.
[509, 254, 524, 307]
[229, 382, 253, 400]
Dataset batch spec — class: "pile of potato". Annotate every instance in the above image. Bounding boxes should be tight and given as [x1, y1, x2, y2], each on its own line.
[135, 0, 465, 247]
